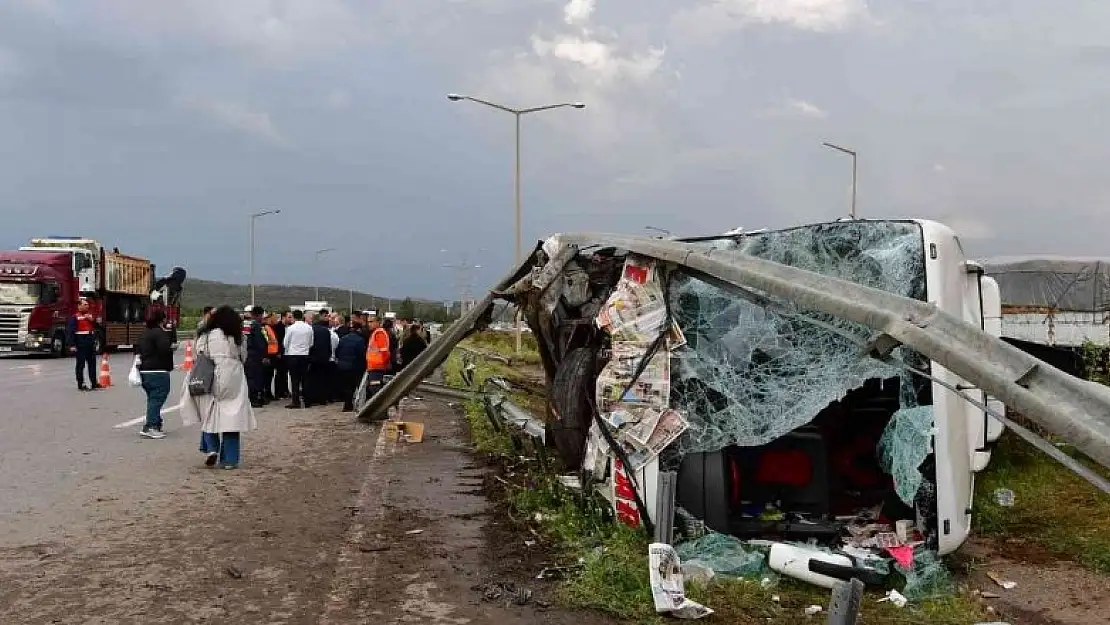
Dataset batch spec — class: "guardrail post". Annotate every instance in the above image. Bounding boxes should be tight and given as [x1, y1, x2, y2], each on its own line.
[826, 578, 864, 625]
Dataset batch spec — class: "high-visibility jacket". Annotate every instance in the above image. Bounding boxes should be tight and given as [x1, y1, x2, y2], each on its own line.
[74, 314, 95, 334]
[262, 325, 279, 356]
[366, 327, 392, 371]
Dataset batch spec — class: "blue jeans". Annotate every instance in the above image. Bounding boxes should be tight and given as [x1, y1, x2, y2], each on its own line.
[140, 372, 171, 430]
[200, 432, 241, 467]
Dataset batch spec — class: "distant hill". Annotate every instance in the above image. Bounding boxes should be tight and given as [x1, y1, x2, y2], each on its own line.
[181, 278, 453, 321]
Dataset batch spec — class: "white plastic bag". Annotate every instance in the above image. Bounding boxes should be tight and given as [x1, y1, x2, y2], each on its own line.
[128, 355, 143, 387]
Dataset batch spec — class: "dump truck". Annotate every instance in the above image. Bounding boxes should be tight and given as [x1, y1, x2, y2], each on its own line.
[0, 236, 186, 355]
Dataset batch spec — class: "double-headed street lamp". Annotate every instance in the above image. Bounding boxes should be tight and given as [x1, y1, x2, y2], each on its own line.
[313, 248, 337, 301]
[249, 209, 281, 306]
[822, 142, 858, 219]
[446, 93, 585, 351]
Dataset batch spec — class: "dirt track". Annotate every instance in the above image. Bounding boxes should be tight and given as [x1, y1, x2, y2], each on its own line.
[0, 394, 608, 624]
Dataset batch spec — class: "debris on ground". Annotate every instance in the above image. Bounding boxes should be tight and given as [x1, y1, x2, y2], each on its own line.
[992, 488, 1016, 507]
[986, 571, 1017, 590]
[803, 605, 823, 616]
[472, 581, 533, 606]
[648, 543, 713, 619]
[675, 532, 765, 578]
[879, 589, 907, 608]
[535, 564, 584, 580]
[224, 564, 243, 579]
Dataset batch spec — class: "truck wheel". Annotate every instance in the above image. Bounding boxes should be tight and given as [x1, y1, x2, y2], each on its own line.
[50, 332, 66, 358]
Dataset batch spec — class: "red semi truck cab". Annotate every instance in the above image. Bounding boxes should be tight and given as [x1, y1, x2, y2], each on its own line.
[0, 237, 185, 356]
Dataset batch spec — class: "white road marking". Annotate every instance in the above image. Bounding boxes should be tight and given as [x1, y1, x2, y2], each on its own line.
[112, 403, 182, 429]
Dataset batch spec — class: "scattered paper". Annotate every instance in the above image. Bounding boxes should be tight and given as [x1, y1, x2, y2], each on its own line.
[405, 529, 425, 535]
[627, 409, 690, 470]
[648, 543, 713, 619]
[596, 343, 671, 414]
[597, 258, 668, 343]
[879, 589, 907, 608]
[804, 605, 823, 616]
[986, 572, 1016, 590]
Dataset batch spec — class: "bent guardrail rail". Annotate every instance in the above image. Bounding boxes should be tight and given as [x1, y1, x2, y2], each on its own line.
[361, 233, 1110, 488]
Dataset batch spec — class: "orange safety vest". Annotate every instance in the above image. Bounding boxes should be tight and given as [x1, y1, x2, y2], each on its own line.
[262, 325, 279, 356]
[75, 314, 95, 334]
[366, 327, 392, 371]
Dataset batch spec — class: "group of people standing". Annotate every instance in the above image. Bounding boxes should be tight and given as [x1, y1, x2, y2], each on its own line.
[126, 304, 430, 470]
[225, 306, 430, 413]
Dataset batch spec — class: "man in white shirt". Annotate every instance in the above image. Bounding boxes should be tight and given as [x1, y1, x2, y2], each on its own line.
[282, 309, 314, 408]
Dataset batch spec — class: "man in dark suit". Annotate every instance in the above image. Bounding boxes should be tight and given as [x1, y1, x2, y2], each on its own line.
[307, 309, 337, 407]
[243, 305, 268, 408]
[271, 310, 291, 400]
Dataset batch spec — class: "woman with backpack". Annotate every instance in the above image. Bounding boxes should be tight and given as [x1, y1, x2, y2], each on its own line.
[180, 305, 257, 469]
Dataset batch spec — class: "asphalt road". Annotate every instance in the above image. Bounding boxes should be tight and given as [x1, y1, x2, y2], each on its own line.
[0, 351, 194, 548]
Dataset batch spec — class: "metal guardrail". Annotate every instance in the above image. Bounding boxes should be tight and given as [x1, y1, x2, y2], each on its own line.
[363, 232, 1110, 488]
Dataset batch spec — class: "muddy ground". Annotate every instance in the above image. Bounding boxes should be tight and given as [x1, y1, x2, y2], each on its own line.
[0, 394, 610, 625]
[2, 375, 1107, 625]
[958, 538, 1110, 625]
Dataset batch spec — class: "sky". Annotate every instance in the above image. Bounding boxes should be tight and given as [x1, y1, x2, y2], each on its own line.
[1, 0, 1109, 301]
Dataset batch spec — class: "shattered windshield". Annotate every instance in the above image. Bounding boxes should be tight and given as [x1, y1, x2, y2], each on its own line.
[0, 283, 41, 306]
[667, 220, 929, 455]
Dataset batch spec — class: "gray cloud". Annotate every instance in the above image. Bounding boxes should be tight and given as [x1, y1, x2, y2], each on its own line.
[0, 0, 1108, 302]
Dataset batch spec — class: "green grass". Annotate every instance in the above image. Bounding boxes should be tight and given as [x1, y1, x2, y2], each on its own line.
[447, 347, 990, 623]
[463, 331, 542, 366]
[974, 431, 1110, 573]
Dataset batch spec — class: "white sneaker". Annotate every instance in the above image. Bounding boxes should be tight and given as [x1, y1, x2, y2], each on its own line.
[140, 429, 166, 440]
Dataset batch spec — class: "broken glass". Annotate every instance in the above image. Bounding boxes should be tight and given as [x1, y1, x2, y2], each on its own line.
[667, 220, 929, 454]
[877, 406, 935, 506]
[897, 549, 954, 601]
[675, 532, 767, 578]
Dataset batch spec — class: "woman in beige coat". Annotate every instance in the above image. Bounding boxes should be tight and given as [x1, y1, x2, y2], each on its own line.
[180, 305, 257, 469]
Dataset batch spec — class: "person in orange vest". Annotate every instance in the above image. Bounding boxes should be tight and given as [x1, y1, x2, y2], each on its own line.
[66, 299, 102, 391]
[363, 315, 392, 405]
[260, 313, 281, 402]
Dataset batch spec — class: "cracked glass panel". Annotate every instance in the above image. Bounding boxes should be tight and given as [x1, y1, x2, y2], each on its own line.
[877, 406, 935, 505]
[667, 221, 929, 455]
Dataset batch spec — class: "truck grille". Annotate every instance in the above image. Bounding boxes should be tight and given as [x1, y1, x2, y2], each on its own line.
[0, 309, 29, 345]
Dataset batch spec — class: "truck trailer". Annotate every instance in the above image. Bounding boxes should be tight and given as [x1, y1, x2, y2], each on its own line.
[0, 236, 186, 356]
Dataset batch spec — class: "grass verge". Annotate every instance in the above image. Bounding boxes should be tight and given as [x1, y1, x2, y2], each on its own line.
[446, 349, 990, 624]
[974, 430, 1110, 573]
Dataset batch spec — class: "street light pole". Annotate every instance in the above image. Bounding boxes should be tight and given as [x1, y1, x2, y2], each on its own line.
[249, 209, 281, 305]
[822, 142, 858, 219]
[446, 93, 585, 352]
[313, 248, 336, 301]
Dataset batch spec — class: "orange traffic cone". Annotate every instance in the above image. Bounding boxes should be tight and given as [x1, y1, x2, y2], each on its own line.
[182, 341, 194, 371]
[98, 356, 112, 388]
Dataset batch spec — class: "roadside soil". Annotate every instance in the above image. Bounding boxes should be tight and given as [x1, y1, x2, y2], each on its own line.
[0, 393, 612, 624]
[956, 537, 1110, 625]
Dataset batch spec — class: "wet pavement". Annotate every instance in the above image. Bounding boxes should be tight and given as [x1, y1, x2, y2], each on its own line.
[0, 354, 604, 624]
[0, 352, 194, 548]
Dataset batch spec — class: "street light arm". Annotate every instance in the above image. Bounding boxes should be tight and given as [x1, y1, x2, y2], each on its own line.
[519, 102, 585, 114]
[450, 94, 520, 114]
[822, 142, 856, 156]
